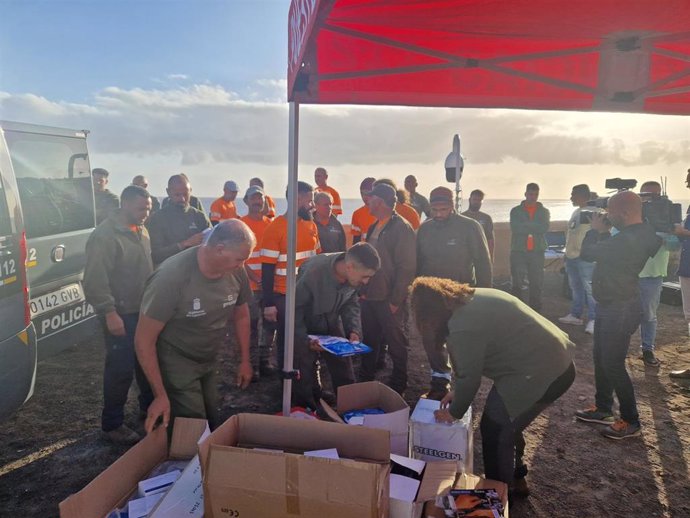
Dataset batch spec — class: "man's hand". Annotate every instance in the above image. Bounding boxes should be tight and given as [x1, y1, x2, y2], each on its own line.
[389, 303, 399, 314]
[180, 232, 204, 249]
[309, 338, 323, 352]
[349, 332, 361, 343]
[434, 408, 455, 424]
[105, 311, 126, 337]
[237, 360, 253, 389]
[590, 212, 610, 233]
[263, 306, 278, 322]
[440, 391, 454, 409]
[145, 394, 171, 434]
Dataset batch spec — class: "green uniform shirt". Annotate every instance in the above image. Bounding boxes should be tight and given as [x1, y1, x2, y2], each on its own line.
[140, 247, 251, 363]
[446, 288, 573, 420]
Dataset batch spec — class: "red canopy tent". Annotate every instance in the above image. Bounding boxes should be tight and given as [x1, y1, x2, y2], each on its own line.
[280, 0, 690, 414]
[289, 0, 690, 114]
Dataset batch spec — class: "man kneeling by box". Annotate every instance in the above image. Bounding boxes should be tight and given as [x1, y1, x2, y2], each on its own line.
[410, 277, 575, 498]
[293, 242, 381, 412]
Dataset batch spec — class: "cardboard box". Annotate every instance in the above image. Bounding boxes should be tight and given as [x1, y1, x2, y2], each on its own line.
[409, 398, 473, 473]
[321, 381, 410, 455]
[422, 473, 509, 518]
[389, 455, 457, 518]
[198, 413, 391, 518]
[59, 418, 208, 518]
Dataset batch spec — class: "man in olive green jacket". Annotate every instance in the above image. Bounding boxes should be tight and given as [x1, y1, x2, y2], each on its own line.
[293, 243, 380, 410]
[509, 183, 551, 311]
[84, 185, 154, 444]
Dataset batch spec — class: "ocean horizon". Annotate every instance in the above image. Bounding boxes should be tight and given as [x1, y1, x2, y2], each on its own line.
[184, 197, 690, 224]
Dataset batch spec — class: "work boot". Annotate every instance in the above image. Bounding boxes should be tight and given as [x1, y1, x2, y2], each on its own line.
[641, 350, 660, 367]
[259, 361, 278, 378]
[102, 424, 141, 445]
[422, 378, 450, 401]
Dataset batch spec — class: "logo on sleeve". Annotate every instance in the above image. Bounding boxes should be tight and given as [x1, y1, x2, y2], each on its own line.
[186, 297, 207, 317]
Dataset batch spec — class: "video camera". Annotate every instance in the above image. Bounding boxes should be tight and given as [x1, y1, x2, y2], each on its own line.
[579, 178, 682, 232]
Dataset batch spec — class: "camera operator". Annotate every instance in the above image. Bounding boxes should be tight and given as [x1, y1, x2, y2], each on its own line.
[636, 181, 672, 367]
[575, 191, 661, 440]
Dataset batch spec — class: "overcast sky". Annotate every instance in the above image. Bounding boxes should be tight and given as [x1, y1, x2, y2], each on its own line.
[1, 0, 688, 200]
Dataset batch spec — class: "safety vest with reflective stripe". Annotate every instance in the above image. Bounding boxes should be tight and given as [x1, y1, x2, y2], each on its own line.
[240, 215, 271, 291]
[260, 215, 321, 294]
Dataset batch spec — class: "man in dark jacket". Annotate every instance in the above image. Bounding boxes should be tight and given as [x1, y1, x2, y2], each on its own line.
[575, 191, 662, 440]
[509, 183, 550, 311]
[147, 174, 211, 266]
[361, 182, 416, 394]
[416, 186, 492, 399]
[92, 168, 120, 225]
[293, 243, 380, 410]
[314, 191, 346, 253]
[84, 185, 154, 444]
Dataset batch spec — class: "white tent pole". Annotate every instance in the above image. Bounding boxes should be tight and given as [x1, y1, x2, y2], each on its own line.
[453, 134, 462, 212]
[283, 101, 300, 416]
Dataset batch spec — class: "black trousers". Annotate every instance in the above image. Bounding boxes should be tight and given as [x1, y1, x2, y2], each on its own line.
[479, 362, 575, 485]
[101, 312, 153, 432]
[594, 299, 642, 424]
[510, 250, 545, 311]
[360, 299, 409, 394]
[292, 345, 355, 410]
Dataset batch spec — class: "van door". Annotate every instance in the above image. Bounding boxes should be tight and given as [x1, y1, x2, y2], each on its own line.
[0, 131, 37, 420]
[2, 123, 97, 355]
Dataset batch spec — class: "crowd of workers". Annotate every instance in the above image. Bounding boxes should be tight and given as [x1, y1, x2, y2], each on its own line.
[83, 165, 690, 497]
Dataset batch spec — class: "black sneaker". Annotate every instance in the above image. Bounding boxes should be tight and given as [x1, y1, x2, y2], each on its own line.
[641, 350, 660, 367]
[575, 406, 615, 425]
[600, 419, 641, 440]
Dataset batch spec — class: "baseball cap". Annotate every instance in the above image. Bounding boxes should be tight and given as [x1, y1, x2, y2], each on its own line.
[244, 185, 264, 199]
[224, 180, 239, 192]
[369, 183, 396, 208]
[429, 186, 454, 204]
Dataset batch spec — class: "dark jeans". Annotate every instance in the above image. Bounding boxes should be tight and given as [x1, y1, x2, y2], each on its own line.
[422, 333, 451, 381]
[101, 313, 153, 432]
[275, 294, 287, 369]
[249, 290, 273, 368]
[480, 362, 575, 485]
[360, 299, 409, 394]
[510, 250, 545, 311]
[593, 299, 642, 424]
[293, 345, 355, 410]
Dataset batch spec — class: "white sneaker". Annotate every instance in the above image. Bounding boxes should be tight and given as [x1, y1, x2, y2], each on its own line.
[585, 321, 595, 334]
[558, 314, 584, 325]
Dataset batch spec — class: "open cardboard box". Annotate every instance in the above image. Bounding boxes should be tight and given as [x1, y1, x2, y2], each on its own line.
[321, 381, 410, 455]
[59, 417, 208, 518]
[198, 413, 391, 518]
[389, 455, 457, 518]
[422, 473, 510, 518]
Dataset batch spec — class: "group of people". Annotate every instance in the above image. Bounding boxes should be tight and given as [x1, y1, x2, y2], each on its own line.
[83, 165, 689, 498]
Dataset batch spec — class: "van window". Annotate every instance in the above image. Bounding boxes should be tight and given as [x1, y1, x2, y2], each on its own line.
[4, 131, 93, 238]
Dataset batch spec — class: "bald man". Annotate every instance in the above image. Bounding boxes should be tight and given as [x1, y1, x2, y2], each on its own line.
[575, 191, 661, 440]
[132, 175, 160, 213]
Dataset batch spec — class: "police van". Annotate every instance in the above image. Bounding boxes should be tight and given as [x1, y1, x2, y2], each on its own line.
[0, 121, 98, 419]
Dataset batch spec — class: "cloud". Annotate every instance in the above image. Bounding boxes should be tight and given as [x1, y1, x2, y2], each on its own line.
[167, 73, 188, 80]
[0, 82, 688, 197]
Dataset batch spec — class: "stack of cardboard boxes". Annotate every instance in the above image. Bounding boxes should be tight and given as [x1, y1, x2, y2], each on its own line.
[60, 382, 508, 518]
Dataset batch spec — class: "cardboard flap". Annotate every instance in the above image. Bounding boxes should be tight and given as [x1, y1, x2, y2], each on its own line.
[337, 381, 407, 413]
[198, 414, 239, 475]
[235, 413, 390, 462]
[169, 417, 210, 459]
[59, 426, 168, 518]
[415, 461, 457, 503]
[319, 399, 345, 424]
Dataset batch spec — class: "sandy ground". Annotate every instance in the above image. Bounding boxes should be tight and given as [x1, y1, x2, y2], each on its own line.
[1, 272, 689, 517]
